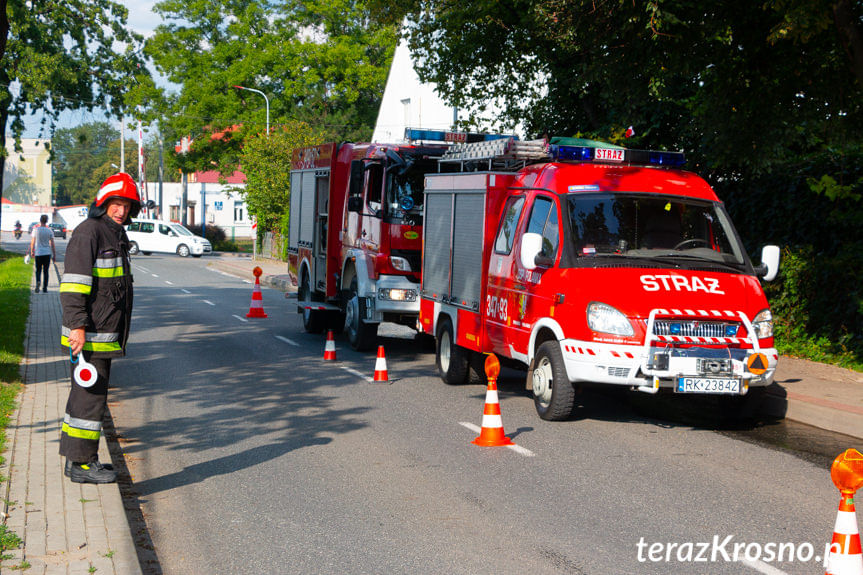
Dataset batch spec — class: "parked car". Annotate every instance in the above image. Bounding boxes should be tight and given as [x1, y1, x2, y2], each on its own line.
[48, 223, 67, 239]
[125, 219, 212, 257]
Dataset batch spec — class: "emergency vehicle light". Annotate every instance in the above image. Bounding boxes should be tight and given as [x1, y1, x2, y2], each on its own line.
[404, 128, 517, 144]
[550, 145, 686, 167]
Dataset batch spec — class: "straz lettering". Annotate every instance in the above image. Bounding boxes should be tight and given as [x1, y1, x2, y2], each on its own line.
[594, 148, 625, 162]
[640, 274, 724, 294]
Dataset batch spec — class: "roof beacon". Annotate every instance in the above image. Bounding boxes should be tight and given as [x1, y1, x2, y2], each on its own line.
[550, 145, 686, 167]
[403, 128, 517, 145]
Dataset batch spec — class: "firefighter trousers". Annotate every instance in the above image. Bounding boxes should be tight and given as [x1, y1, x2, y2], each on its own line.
[59, 355, 111, 463]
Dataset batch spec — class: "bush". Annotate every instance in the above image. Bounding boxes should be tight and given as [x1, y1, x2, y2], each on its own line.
[186, 224, 227, 245]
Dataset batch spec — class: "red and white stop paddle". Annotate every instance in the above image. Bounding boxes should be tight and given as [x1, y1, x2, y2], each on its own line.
[70, 349, 98, 388]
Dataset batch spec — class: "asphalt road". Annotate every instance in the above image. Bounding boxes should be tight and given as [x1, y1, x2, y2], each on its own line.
[1, 233, 851, 575]
[100, 253, 850, 575]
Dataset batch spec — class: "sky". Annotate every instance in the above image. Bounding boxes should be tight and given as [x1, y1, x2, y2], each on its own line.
[19, 1, 167, 139]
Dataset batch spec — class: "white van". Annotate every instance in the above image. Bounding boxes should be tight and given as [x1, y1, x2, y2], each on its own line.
[125, 219, 212, 257]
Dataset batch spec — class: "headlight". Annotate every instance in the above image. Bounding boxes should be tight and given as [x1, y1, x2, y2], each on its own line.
[378, 288, 417, 302]
[587, 302, 634, 336]
[752, 309, 773, 339]
[390, 256, 411, 272]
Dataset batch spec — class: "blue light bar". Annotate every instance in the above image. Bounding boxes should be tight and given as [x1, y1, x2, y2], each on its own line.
[550, 145, 686, 167]
[403, 128, 518, 144]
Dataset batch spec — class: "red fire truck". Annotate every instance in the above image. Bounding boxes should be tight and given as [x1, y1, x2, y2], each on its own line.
[288, 130, 512, 350]
[419, 138, 781, 420]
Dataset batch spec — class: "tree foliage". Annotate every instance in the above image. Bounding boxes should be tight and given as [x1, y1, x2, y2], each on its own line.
[237, 122, 329, 231]
[145, 0, 397, 178]
[384, 1, 862, 175]
[0, 0, 154, 228]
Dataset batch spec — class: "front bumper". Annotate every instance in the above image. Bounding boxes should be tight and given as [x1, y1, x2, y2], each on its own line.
[365, 275, 420, 320]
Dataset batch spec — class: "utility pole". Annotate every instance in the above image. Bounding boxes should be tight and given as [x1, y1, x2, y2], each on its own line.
[158, 133, 164, 220]
[120, 117, 125, 172]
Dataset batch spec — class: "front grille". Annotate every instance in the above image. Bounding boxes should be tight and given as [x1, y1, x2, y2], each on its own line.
[653, 321, 737, 338]
[607, 367, 630, 378]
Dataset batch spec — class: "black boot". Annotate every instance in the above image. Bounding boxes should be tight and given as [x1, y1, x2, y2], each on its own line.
[66, 459, 117, 484]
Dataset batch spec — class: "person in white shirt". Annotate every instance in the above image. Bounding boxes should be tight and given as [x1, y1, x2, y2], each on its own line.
[29, 214, 56, 293]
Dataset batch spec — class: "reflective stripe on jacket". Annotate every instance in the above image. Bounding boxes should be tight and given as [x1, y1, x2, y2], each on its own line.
[60, 215, 134, 358]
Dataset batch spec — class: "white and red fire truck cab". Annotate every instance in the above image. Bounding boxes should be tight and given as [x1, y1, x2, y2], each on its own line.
[288, 131, 513, 350]
[420, 139, 781, 420]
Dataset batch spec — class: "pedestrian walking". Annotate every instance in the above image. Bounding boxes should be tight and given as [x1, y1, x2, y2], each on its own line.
[29, 214, 56, 292]
[59, 173, 140, 484]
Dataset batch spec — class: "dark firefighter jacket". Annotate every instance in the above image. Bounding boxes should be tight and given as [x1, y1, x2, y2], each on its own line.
[60, 215, 133, 358]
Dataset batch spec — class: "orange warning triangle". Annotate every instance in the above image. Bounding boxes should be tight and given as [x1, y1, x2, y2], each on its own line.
[747, 353, 767, 375]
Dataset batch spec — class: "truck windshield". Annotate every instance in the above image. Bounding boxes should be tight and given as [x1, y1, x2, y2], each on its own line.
[384, 157, 438, 223]
[566, 193, 746, 267]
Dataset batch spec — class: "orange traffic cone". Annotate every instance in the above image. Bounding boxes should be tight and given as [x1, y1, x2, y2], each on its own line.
[246, 267, 268, 318]
[373, 345, 388, 381]
[825, 449, 863, 575]
[323, 330, 337, 361]
[472, 354, 514, 447]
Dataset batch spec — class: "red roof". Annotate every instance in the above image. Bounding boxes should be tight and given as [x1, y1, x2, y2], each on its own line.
[190, 170, 246, 184]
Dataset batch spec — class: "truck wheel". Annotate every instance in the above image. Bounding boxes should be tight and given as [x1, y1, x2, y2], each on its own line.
[346, 277, 377, 351]
[128, 241, 139, 255]
[468, 352, 488, 384]
[435, 317, 469, 385]
[327, 311, 346, 333]
[177, 244, 190, 257]
[531, 341, 576, 420]
[299, 271, 325, 334]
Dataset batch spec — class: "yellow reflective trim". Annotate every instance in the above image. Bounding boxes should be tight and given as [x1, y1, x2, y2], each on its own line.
[60, 336, 121, 352]
[92, 267, 125, 278]
[60, 283, 92, 294]
[61, 422, 100, 441]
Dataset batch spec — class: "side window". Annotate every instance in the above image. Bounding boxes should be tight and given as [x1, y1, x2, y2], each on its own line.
[526, 196, 560, 258]
[366, 163, 383, 213]
[159, 224, 172, 235]
[141, 222, 154, 233]
[494, 196, 525, 254]
[127, 222, 140, 232]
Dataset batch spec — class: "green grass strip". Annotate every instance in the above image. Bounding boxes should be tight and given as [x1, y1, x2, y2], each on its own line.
[0, 250, 31, 468]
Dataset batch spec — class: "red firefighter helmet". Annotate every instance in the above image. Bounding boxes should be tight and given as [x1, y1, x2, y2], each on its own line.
[90, 173, 141, 223]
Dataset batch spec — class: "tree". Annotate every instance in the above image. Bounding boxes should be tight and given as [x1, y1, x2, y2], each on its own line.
[383, 1, 862, 175]
[145, 0, 397, 182]
[0, 0, 153, 229]
[237, 122, 329, 232]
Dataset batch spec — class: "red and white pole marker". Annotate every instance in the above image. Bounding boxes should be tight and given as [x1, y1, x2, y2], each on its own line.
[323, 330, 337, 361]
[246, 266, 268, 318]
[472, 353, 514, 447]
[373, 345, 388, 382]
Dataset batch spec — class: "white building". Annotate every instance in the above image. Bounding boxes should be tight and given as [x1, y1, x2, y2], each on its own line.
[143, 177, 253, 240]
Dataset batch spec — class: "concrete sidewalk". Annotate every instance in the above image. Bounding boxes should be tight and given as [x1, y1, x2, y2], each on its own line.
[208, 252, 863, 440]
[1, 279, 141, 574]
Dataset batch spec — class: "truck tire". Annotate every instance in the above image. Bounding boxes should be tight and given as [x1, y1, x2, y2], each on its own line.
[299, 271, 325, 334]
[128, 241, 139, 255]
[346, 277, 377, 351]
[436, 317, 469, 385]
[531, 341, 576, 420]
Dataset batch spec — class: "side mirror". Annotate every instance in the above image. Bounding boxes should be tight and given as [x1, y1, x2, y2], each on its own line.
[146, 200, 156, 210]
[349, 160, 364, 199]
[755, 245, 780, 282]
[347, 196, 363, 213]
[520, 233, 543, 271]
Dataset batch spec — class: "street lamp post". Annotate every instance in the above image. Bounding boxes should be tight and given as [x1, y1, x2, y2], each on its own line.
[232, 85, 269, 137]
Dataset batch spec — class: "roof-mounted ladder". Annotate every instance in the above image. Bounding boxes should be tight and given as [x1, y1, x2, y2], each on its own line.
[438, 138, 550, 171]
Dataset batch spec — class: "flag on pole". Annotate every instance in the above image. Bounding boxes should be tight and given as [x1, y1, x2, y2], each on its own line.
[625, 126, 635, 138]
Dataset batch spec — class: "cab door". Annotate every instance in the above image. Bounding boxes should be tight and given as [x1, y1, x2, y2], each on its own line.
[508, 193, 562, 355]
[485, 195, 525, 358]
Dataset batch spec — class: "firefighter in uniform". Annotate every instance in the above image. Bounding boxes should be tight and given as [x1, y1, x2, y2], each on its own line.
[59, 173, 140, 484]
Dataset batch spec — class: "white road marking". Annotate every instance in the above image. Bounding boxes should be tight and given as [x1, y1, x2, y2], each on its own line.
[181, 289, 191, 294]
[151, 273, 159, 278]
[244, 280, 252, 284]
[232, 315, 249, 323]
[274, 335, 299, 347]
[134, 265, 150, 273]
[741, 559, 791, 575]
[339, 365, 373, 383]
[202, 300, 215, 306]
[458, 422, 535, 457]
[165, 280, 174, 285]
